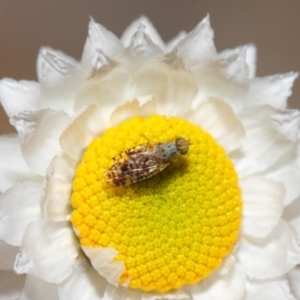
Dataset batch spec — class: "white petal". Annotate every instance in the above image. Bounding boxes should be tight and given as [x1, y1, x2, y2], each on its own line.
[244, 44, 257, 79]
[81, 18, 124, 72]
[240, 176, 285, 238]
[246, 72, 298, 109]
[60, 105, 105, 161]
[265, 146, 300, 206]
[218, 47, 249, 85]
[232, 108, 293, 177]
[37, 47, 82, 115]
[10, 109, 70, 176]
[188, 264, 245, 300]
[242, 106, 300, 204]
[125, 23, 164, 62]
[37, 47, 80, 86]
[0, 270, 25, 300]
[241, 105, 300, 142]
[283, 196, 300, 238]
[0, 78, 40, 118]
[236, 105, 300, 178]
[74, 57, 130, 126]
[15, 220, 81, 284]
[287, 266, 300, 300]
[206, 264, 245, 300]
[219, 44, 257, 79]
[238, 220, 300, 279]
[0, 240, 19, 270]
[58, 265, 106, 300]
[121, 15, 165, 50]
[187, 98, 245, 153]
[177, 15, 217, 62]
[0, 182, 42, 246]
[190, 61, 247, 113]
[110, 98, 157, 127]
[133, 52, 198, 116]
[245, 277, 296, 300]
[0, 135, 41, 193]
[21, 274, 59, 300]
[142, 290, 189, 300]
[102, 283, 143, 300]
[217, 253, 237, 276]
[284, 196, 300, 259]
[166, 31, 187, 53]
[42, 156, 73, 221]
[82, 246, 124, 287]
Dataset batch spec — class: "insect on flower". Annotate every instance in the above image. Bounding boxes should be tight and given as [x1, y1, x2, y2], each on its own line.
[104, 136, 190, 186]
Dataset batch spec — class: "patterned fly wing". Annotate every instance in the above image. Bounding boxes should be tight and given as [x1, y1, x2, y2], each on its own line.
[104, 137, 190, 186]
[104, 143, 170, 186]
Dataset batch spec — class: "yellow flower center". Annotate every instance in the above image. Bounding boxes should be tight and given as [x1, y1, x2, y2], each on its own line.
[71, 115, 242, 292]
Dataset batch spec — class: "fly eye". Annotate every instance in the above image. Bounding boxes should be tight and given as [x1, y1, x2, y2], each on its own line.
[179, 147, 189, 155]
[175, 137, 189, 155]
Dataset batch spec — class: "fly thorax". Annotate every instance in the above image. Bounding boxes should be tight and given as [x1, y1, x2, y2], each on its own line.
[155, 142, 178, 162]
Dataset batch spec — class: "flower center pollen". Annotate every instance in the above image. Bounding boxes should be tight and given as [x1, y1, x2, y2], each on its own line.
[71, 115, 242, 292]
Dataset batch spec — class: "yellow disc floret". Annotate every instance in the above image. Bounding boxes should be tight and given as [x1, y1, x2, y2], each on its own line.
[71, 115, 242, 292]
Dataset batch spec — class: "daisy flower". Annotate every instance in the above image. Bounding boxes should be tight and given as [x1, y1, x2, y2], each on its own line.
[1, 15, 300, 300]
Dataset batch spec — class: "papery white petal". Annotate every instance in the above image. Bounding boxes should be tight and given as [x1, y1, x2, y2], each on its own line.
[10, 109, 70, 176]
[142, 290, 189, 300]
[82, 247, 124, 287]
[287, 266, 300, 300]
[232, 109, 293, 177]
[133, 52, 198, 116]
[37, 47, 82, 115]
[101, 283, 143, 300]
[21, 274, 59, 300]
[246, 72, 298, 109]
[206, 264, 245, 300]
[217, 253, 237, 276]
[219, 44, 257, 79]
[166, 31, 187, 53]
[0, 135, 41, 193]
[0, 270, 25, 300]
[58, 265, 105, 300]
[37, 47, 80, 86]
[265, 146, 300, 206]
[86, 48, 118, 79]
[81, 18, 124, 72]
[42, 156, 73, 221]
[246, 105, 300, 205]
[60, 105, 105, 161]
[15, 220, 81, 283]
[177, 15, 217, 62]
[110, 98, 157, 127]
[0, 78, 40, 117]
[283, 196, 300, 242]
[238, 220, 300, 279]
[245, 277, 296, 300]
[125, 23, 163, 62]
[191, 61, 247, 112]
[0, 240, 19, 270]
[0, 182, 42, 246]
[121, 15, 165, 50]
[235, 106, 300, 180]
[188, 264, 245, 300]
[240, 176, 284, 238]
[242, 105, 300, 142]
[75, 54, 130, 126]
[187, 97, 245, 154]
[218, 47, 249, 85]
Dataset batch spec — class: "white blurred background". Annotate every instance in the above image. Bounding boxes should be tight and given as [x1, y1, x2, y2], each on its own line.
[1, 0, 299, 133]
